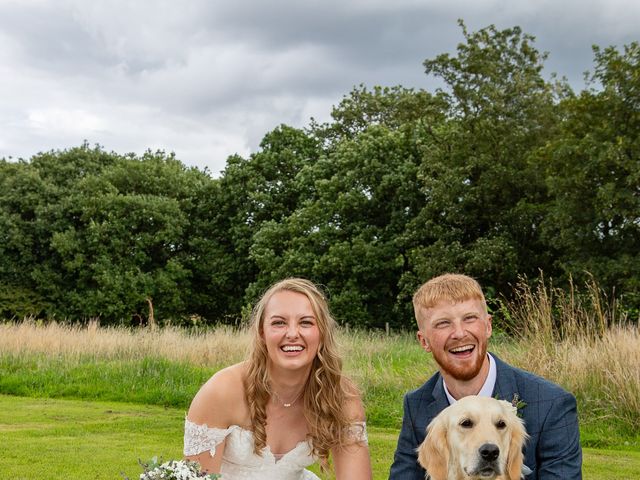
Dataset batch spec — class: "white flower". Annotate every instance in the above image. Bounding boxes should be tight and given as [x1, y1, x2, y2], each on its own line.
[133, 458, 220, 480]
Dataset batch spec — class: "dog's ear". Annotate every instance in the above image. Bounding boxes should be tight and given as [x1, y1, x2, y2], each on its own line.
[417, 416, 449, 480]
[505, 413, 528, 480]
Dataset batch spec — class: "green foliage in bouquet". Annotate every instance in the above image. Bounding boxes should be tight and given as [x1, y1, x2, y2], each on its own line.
[123, 457, 221, 480]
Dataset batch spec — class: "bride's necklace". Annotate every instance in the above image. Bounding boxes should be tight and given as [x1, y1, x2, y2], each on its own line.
[271, 388, 304, 408]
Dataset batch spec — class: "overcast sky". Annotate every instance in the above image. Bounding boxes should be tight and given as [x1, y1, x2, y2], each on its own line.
[1, 0, 638, 176]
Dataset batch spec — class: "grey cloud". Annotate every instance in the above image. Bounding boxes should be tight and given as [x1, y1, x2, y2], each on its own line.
[1, 0, 638, 174]
[0, 3, 115, 74]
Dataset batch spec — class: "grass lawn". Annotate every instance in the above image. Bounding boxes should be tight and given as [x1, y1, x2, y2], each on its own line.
[1, 395, 639, 479]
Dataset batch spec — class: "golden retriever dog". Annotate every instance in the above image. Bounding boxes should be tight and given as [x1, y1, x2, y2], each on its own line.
[417, 396, 528, 480]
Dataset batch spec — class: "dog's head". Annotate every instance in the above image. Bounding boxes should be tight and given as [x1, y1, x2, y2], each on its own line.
[417, 395, 528, 480]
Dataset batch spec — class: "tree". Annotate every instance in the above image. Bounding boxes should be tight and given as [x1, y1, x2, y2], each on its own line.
[47, 150, 202, 322]
[0, 145, 211, 323]
[541, 42, 640, 308]
[0, 144, 121, 319]
[312, 85, 447, 145]
[403, 21, 562, 304]
[249, 87, 447, 327]
[186, 125, 321, 322]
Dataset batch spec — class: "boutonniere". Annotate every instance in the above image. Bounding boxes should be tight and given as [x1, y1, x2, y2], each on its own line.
[495, 393, 527, 417]
[510, 393, 527, 417]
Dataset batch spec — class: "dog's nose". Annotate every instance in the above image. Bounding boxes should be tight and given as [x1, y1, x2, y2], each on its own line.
[479, 443, 500, 462]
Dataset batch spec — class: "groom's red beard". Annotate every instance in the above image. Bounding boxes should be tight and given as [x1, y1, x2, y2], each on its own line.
[431, 342, 488, 381]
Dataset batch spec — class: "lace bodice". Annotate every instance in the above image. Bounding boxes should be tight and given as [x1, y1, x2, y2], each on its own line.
[184, 419, 367, 480]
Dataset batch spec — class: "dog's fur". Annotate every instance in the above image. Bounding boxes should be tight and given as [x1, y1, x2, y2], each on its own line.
[417, 396, 528, 480]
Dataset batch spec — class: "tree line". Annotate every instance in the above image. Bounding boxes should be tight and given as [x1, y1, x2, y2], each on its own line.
[1, 23, 639, 328]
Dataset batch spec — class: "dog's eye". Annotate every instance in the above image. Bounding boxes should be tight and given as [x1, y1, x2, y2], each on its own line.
[496, 419, 507, 429]
[460, 418, 473, 428]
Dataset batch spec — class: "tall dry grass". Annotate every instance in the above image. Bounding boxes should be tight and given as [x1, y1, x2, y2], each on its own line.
[0, 320, 250, 367]
[0, 320, 424, 371]
[506, 275, 624, 342]
[501, 277, 640, 430]
[0, 319, 428, 384]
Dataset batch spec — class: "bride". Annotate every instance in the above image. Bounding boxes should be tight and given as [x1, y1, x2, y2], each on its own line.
[184, 278, 372, 479]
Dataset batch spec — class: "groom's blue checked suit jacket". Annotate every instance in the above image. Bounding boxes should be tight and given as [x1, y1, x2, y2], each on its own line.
[388, 354, 582, 480]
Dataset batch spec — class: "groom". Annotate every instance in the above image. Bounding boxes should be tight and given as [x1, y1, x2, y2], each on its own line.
[389, 273, 582, 479]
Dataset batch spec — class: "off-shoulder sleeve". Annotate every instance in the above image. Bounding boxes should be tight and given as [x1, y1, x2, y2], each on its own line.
[183, 418, 232, 457]
[346, 421, 368, 445]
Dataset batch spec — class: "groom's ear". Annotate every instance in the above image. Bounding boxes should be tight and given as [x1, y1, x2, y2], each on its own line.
[417, 329, 431, 352]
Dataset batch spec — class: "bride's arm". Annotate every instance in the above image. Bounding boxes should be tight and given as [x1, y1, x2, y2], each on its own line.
[184, 363, 246, 473]
[332, 396, 373, 480]
[184, 442, 225, 474]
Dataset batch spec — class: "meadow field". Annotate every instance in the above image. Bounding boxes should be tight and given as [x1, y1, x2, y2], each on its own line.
[1, 284, 639, 479]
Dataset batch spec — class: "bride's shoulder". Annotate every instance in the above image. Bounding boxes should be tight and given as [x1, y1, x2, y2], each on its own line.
[187, 362, 249, 427]
[210, 362, 248, 389]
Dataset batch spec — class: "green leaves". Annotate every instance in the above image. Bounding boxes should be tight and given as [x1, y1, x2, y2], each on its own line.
[0, 145, 209, 323]
[247, 124, 424, 327]
[540, 41, 640, 303]
[2, 24, 639, 326]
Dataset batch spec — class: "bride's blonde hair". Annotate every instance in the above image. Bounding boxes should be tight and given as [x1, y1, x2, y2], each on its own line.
[244, 278, 358, 468]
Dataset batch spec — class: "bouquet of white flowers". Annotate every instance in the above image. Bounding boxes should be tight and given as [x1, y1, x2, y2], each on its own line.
[123, 457, 221, 480]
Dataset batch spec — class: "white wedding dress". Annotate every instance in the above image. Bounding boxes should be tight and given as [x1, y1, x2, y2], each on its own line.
[184, 418, 367, 480]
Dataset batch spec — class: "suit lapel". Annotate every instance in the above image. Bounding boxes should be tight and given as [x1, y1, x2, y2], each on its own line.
[492, 353, 519, 404]
[416, 375, 450, 439]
